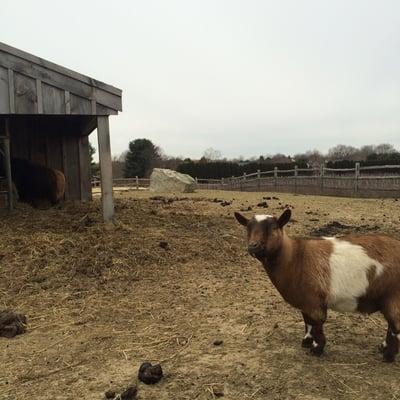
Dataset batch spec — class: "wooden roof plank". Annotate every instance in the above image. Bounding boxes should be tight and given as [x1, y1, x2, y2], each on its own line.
[0, 41, 121, 96]
[0, 51, 121, 112]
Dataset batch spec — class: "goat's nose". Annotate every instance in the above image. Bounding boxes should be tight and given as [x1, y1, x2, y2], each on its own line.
[248, 242, 261, 254]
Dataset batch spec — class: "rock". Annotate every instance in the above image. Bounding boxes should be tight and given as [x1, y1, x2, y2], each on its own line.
[149, 169, 196, 193]
[256, 201, 268, 208]
[220, 201, 232, 207]
[138, 362, 163, 384]
[213, 339, 223, 346]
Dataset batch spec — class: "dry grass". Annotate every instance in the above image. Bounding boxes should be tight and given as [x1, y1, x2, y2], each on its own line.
[1, 190, 400, 399]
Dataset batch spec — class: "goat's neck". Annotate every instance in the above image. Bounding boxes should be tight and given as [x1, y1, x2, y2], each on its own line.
[263, 232, 295, 277]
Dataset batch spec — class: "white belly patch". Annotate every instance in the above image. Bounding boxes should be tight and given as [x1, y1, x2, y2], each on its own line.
[324, 238, 384, 313]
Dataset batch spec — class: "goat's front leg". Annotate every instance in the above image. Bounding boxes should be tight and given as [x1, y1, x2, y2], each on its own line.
[302, 309, 327, 356]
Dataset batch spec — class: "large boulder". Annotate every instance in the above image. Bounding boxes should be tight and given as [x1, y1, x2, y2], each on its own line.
[149, 168, 196, 193]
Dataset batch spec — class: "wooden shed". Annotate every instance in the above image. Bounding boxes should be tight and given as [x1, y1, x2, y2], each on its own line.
[0, 42, 122, 221]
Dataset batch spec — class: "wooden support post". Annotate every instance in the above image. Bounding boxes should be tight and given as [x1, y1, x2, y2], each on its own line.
[294, 165, 298, 193]
[274, 167, 278, 188]
[4, 119, 13, 210]
[320, 164, 325, 194]
[354, 162, 360, 195]
[136, 176, 139, 190]
[257, 169, 261, 190]
[97, 116, 114, 222]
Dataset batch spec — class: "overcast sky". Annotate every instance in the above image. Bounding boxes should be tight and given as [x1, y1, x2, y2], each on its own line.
[2, 0, 400, 159]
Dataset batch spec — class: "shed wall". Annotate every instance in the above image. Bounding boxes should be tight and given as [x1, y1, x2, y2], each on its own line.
[5, 116, 92, 201]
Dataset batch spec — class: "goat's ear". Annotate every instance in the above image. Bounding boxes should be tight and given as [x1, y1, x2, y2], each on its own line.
[277, 209, 291, 228]
[234, 212, 249, 227]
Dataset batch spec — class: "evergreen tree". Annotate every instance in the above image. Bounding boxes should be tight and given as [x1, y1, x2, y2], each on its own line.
[124, 139, 161, 178]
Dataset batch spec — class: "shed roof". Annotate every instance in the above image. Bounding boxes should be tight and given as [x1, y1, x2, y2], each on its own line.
[0, 42, 122, 116]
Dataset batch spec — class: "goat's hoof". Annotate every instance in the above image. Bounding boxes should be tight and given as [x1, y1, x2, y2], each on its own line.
[383, 351, 396, 363]
[378, 343, 387, 354]
[310, 345, 324, 357]
[302, 337, 313, 348]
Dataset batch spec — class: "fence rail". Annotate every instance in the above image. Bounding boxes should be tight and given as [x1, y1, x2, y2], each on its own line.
[92, 163, 400, 198]
[195, 163, 400, 198]
[92, 176, 150, 191]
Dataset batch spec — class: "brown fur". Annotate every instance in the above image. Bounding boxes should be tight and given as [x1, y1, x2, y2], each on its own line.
[11, 158, 65, 207]
[235, 210, 400, 362]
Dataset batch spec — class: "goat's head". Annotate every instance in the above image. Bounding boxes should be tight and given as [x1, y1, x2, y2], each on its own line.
[234, 209, 291, 260]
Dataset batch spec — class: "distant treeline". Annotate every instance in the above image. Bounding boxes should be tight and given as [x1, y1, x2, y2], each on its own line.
[177, 154, 400, 179]
[176, 160, 310, 179]
[327, 153, 400, 169]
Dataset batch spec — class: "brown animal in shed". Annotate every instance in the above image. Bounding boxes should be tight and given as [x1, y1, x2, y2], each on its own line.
[11, 158, 65, 208]
[235, 209, 400, 362]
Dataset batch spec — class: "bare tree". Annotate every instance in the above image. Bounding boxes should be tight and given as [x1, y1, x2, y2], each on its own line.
[327, 145, 359, 161]
[203, 148, 222, 161]
[294, 149, 324, 166]
[375, 143, 397, 154]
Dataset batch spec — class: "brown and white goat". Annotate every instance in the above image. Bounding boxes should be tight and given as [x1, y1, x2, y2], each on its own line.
[235, 209, 400, 362]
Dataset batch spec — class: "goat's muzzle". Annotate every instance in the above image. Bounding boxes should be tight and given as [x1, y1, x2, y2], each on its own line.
[248, 243, 266, 258]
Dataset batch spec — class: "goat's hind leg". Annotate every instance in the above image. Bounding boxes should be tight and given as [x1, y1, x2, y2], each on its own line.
[381, 299, 400, 363]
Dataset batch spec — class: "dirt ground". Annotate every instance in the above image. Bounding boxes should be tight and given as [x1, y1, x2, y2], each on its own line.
[1, 190, 400, 400]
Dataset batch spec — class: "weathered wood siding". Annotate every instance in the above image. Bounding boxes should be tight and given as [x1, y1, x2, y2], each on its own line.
[0, 42, 122, 116]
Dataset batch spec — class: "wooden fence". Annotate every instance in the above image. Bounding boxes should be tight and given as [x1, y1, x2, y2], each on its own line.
[92, 164, 400, 198]
[196, 163, 400, 198]
[92, 176, 150, 191]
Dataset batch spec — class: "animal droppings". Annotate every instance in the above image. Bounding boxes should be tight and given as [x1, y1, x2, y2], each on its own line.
[0, 311, 27, 338]
[138, 362, 163, 384]
[104, 389, 116, 399]
[120, 385, 138, 400]
[159, 240, 169, 249]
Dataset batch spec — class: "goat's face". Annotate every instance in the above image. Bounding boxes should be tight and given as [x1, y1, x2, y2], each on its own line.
[234, 209, 291, 260]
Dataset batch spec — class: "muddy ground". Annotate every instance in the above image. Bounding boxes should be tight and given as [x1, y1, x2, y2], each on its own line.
[1, 190, 400, 400]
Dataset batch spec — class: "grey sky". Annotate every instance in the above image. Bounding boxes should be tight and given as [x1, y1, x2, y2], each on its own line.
[2, 0, 400, 160]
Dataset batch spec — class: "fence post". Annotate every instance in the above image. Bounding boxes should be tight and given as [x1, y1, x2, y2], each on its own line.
[241, 172, 246, 191]
[294, 165, 298, 194]
[320, 164, 324, 194]
[354, 162, 360, 195]
[221, 177, 224, 190]
[257, 169, 261, 191]
[136, 176, 139, 190]
[274, 167, 278, 189]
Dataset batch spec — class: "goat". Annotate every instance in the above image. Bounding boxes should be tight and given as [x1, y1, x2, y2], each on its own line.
[234, 209, 400, 362]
